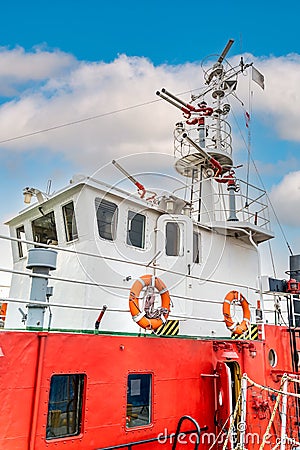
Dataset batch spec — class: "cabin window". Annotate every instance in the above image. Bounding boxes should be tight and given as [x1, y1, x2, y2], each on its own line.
[46, 374, 85, 439]
[16, 225, 28, 258]
[193, 232, 201, 263]
[166, 222, 181, 256]
[126, 373, 152, 428]
[32, 211, 58, 245]
[95, 198, 118, 241]
[62, 201, 78, 242]
[127, 211, 145, 248]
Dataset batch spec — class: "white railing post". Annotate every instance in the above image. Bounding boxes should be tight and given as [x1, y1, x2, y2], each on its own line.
[239, 374, 248, 449]
[280, 375, 288, 450]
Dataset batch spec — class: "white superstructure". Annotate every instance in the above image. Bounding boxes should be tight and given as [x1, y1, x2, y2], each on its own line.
[4, 40, 277, 338]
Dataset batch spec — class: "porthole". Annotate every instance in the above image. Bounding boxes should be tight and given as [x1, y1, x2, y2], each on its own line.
[268, 349, 277, 367]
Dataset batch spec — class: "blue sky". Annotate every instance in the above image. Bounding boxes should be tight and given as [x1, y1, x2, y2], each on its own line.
[0, 0, 300, 283]
[1, 1, 300, 63]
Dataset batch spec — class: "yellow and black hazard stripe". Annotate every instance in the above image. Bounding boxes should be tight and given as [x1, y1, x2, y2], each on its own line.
[231, 323, 258, 340]
[153, 320, 179, 336]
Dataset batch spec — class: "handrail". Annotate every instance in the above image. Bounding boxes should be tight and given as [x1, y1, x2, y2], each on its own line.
[172, 415, 205, 450]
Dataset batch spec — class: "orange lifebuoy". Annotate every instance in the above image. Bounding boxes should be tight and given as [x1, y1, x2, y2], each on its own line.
[129, 275, 171, 330]
[222, 291, 251, 335]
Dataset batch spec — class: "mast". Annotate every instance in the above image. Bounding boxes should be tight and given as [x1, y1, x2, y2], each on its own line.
[157, 40, 252, 224]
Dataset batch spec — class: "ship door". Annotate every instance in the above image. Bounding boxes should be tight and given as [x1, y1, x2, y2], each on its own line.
[155, 215, 192, 301]
[215, 361, 241, 448]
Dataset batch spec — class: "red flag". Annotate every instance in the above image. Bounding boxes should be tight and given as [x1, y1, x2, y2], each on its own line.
[245, 111, 250, 128]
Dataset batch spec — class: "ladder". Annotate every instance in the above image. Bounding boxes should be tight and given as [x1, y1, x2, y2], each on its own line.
[172, 415, 203, 450]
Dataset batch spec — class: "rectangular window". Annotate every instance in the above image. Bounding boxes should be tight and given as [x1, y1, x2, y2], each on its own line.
[32, 211, 58, 245]
[127, 211, 145, 248]
[62, 202, 78, 242]
[166, 222, 180, 256]
[16, 225, 28, 258]
[46, 374, 85, 440]
[126, 373, 152, 428]
[95, 198, 118, 241]
[193, 232, 201, 264]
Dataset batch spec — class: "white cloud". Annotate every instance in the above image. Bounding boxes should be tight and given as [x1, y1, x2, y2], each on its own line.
[0, 46, 76, 96]
[0, 49, 299, 167]
[0, 53, 202, 170]
[270, 171, 300, 227]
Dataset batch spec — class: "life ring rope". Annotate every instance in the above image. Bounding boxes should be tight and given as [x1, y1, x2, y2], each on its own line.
[129, 275, 171, 330]
[222, 290, 251, 335]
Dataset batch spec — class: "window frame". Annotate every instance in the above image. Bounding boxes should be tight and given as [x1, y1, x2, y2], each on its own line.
[95, 198, 118, 241]
[193, 231, 201, 264]
[126, 373, 153, 430]
[31, 210, 58, 246]
[46, 373, 85, 440]
[62, 201, 78, 242]
[16, 225, 28, 259]
[126, 210, 146, 249]
[165, 221, 183, 257]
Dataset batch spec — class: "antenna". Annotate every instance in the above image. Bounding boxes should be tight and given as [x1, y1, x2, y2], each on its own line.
[218, 39, 234, 64]
[46, 180, 52, 196]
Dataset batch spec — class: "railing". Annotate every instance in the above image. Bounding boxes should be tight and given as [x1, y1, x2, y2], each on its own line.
[197, 179, 270, 227]
[0, 231, 274, 330]
[174, 119, 232, 160]
[173, 177, 271, 229]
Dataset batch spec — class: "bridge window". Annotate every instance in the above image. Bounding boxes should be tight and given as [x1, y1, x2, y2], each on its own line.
[62, 201, 78, 242]
[32, 211, 58, 245]
[46, 374, 85, 439]
[127, 211, 145, 248]
[16, 225, 28, 258]
[95, 198, 118, 241]
[126, 373, 152, 428]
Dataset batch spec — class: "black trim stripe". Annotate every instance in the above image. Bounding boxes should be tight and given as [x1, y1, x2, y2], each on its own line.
[231, 324, 258, 340]
[154, 320, 179, 336]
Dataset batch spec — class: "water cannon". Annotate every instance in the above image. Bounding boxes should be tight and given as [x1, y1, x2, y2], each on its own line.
[182, 133, 222, 177]
[156, 88, 213, 120]
[112, 160, 146, 198]
[156, 89, 194, 118]
[218, 39, 234, 64]
[206, 39, 234, 85]
[112, 160, 157, 202]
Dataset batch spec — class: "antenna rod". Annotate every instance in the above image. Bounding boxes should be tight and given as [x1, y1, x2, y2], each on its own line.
[218, 39, 234, 63]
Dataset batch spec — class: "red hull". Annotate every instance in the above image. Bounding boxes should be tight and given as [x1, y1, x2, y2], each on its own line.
[0, 325, 297, 449]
